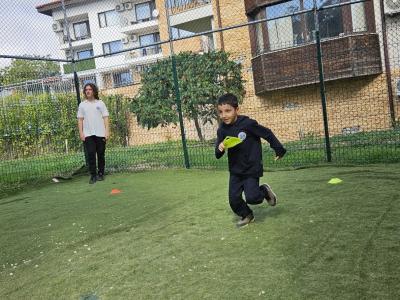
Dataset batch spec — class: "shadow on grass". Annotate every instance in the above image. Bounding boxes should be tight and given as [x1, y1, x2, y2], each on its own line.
[253, 206, 284, 223]
[229, 205, 284, 225]
[0, 196, 31, 206]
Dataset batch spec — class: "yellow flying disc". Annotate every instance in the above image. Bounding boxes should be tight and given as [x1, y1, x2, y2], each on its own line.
[223, 136, 243, 149]
[328, 178, 343, 184]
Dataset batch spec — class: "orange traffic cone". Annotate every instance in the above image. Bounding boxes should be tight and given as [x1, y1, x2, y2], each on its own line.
[110, 189, 122, 195]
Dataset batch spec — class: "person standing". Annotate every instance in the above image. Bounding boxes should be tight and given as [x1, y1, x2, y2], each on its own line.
[77, 83, 110, 184]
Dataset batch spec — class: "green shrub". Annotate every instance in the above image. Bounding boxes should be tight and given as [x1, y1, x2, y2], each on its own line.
[0, 92, 131, 159]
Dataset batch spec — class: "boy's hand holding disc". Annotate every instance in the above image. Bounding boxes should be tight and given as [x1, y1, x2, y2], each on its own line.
[223, 136, 243, 149]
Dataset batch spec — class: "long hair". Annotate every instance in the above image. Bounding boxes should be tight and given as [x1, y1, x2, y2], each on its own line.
[83, 83, 99, 100]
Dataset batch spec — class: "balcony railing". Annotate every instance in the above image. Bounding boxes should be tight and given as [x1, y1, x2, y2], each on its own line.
[125, 45, 162, 60]
[61, 35, 91, 44]
[121, 16, 157, 27]
[167, 0, 211, 15]
[141, 45, 162, 56]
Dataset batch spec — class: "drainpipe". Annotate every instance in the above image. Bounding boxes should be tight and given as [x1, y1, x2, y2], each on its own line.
[215, 0, 225, 50]
[380, 0, 396, 126]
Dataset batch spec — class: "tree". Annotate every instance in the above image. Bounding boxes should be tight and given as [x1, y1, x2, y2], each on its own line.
[131, 51, 245, 141]
[0, 56, 60, 86]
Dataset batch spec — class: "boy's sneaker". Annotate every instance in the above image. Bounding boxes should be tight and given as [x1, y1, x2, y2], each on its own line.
[89, 175, 97, 184]
[97, 173, 104, 181]
[236, 213, 255, 228]
[261, 183, 277, 206]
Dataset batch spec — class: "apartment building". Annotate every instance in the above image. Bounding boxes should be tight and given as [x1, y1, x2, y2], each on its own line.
[36, 0, 214, 90]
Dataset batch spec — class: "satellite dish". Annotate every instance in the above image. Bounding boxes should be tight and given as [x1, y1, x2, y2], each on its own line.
[152, 9, 159, 18]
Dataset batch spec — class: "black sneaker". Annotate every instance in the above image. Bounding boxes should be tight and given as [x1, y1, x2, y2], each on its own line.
[236, 213, 255, 228]
[261, 183, 277, 206]
[97, 174, 104, 181]
[89, 175, 97, 184]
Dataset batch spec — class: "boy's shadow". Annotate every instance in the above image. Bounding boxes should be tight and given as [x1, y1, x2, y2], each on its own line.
[231, 205, 283, 224]
[253, 205, 283, 223]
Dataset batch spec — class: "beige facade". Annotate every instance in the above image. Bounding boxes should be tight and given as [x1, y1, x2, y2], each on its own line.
[217, 0, 396, 142]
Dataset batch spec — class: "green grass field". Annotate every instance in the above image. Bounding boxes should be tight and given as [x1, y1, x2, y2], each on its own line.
[1, 164, 399, 299]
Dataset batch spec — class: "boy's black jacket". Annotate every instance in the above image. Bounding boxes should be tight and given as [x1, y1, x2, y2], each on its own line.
[215, 115, 286, 177]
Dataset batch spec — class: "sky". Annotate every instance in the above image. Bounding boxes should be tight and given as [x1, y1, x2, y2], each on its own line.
[0, 0, 60, 68]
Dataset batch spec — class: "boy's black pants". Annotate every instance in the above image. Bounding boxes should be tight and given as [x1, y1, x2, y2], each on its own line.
[84, 135, 106, 176]
[229, 174, 265, 218]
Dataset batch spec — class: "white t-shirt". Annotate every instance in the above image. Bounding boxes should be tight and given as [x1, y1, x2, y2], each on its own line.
[77, 99, 109, 138]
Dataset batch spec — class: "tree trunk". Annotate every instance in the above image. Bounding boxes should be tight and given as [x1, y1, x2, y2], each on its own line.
[193, 116, 204, 142]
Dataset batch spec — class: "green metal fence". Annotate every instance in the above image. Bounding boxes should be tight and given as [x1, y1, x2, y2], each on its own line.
[1, 0, 400, 196]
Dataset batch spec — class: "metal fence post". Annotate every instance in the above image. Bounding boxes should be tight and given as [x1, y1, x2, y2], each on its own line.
[314, 3, 332, 163]
[164, 0, 190, 169]
[62, 0, 88, 166]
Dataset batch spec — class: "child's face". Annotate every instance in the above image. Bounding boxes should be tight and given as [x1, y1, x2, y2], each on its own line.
[218, 104, 239, 125]
[84, 86, 94, 99]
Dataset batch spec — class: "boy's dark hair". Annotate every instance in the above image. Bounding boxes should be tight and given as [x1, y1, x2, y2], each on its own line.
[83, 83, 99, 99]
[218, 93, 239, 108]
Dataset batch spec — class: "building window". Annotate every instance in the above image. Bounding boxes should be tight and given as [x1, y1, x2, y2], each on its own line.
[139, 33, 161, 56]
[171, 27, 193, 39]
[262, 0, 367, 51]
[99, 10, 119, 28]
[135, 1, 155, 22]
[351, 2, 367, 32]
[77, 49, 94, 59]
[103, 40, 123, 55]
[316, 0, 344, 39]
[266, 0, 308, 51]
[113, 70, 133, 87]
[253, 14, 265, 55]
[73, 21, 90, 40]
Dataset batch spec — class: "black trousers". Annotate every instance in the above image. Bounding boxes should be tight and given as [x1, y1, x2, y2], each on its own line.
[84, 135, 106, 176]
[229, 174, 265, 218]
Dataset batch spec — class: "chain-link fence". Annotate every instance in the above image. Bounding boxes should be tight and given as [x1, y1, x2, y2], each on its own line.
[1, 0, 400, 195]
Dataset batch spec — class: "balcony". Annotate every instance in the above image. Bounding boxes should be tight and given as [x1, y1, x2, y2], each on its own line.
[252, 34, 382, 94]
[125, 46, 162, 62]
[168, 0, 213, 33]
[168, 0, 212, 15]
[63, 58, 96, 74]
[120, 18, 159, 34]
[60, 35, 92, 50]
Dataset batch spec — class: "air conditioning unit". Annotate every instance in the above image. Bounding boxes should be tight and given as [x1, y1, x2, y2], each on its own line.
[115, 4, 125, 12]
[122, 37, 130, 44]
[52, 22, 63, 32]
[124, 2, 133, 10]
[152, 9, 160, 18]
[385, 0, 400, 15]
[65, 50, 73, 60]
[130, 34, 138, 42]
